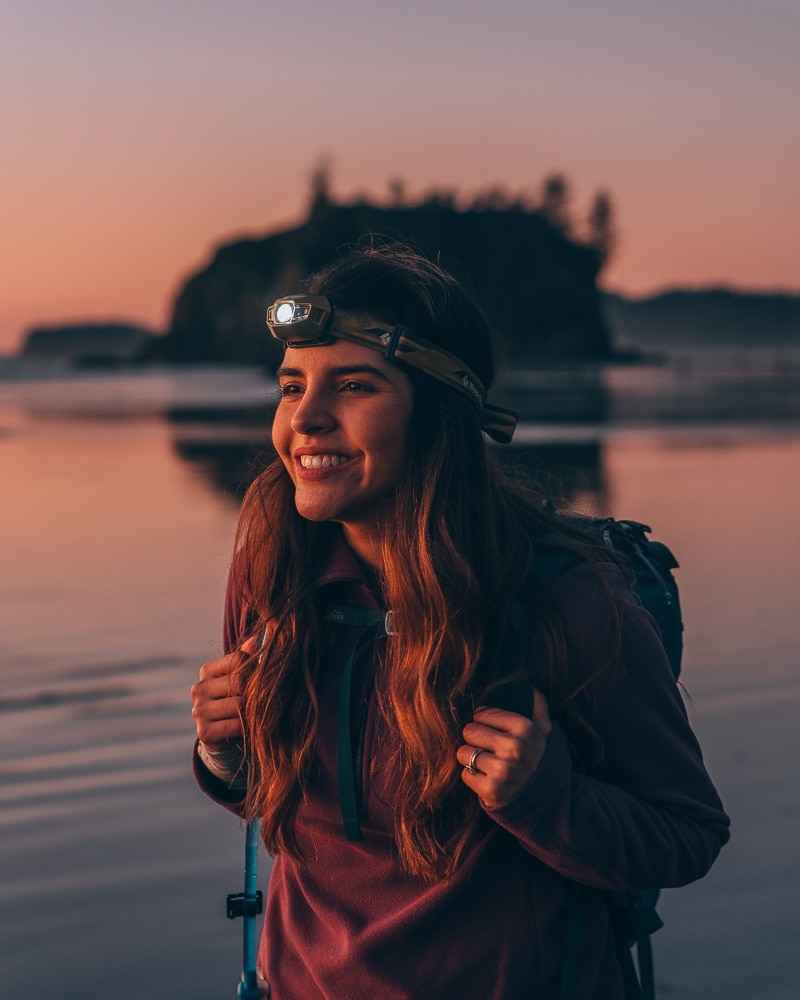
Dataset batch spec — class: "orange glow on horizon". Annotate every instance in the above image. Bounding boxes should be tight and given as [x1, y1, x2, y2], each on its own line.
[2, 3, 798, 353]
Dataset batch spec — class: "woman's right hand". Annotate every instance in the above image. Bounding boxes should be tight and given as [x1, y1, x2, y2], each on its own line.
[190, 639, 256, 750]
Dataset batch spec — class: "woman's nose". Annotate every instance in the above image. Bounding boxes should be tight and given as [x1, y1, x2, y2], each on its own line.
[290, 387, 336, 435]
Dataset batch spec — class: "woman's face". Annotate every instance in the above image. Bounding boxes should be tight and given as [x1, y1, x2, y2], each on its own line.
[272, 337, 414, 546]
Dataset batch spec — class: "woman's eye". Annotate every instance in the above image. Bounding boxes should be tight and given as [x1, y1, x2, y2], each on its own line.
[342, 380, 373, 393]
[278, 383, 302, 398]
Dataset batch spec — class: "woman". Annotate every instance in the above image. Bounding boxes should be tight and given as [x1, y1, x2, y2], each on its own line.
[191, 244, 729, 999]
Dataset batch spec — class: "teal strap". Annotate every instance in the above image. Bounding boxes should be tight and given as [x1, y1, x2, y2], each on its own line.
[636, 935, 655, 1000]
[615, 932, 645, 1000]
[629, 898, 661, 1000]
[615, 892, 661, 999]
[609, 900, 647, 1000]
[335, 618, 386, 841]
[560, 882, 583, 1000]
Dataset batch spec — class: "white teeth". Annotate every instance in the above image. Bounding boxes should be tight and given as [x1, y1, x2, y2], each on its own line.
[300, 454, 350, 469]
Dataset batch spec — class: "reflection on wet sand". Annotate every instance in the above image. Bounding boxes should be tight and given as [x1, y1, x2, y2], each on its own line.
[165, 375, 612, 505]
[171, 426, 608, 510]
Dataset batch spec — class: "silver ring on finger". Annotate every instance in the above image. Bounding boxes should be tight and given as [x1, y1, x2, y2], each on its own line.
[466, 747, 484, 775]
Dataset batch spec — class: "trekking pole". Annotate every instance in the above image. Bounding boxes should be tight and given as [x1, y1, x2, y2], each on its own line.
[226, 818, 262, 1000]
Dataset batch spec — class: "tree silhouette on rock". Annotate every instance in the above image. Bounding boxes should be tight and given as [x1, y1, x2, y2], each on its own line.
[163, 174, 613, 367]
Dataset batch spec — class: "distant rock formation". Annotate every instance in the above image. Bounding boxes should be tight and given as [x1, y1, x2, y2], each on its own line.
[603, 289, 800, 353]
[162, 191, 612, 368]
[20, 322, 157, 366]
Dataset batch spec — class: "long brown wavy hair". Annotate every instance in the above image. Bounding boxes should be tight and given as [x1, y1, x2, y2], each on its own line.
[235, 242, 610, 880]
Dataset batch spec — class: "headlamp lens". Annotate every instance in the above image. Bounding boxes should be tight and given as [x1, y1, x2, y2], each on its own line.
[273, 300, 313, 325]
[274, 301, 297, 324]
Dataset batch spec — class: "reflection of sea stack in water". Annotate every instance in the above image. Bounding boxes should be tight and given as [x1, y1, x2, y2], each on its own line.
[171, 416, 608, 512]
[172, 436, 266, 501]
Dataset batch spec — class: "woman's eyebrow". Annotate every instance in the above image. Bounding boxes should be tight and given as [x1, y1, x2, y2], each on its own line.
[276, 363, 392, 382]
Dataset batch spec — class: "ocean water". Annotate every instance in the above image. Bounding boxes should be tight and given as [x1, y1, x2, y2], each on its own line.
[1, 360, 799, 999]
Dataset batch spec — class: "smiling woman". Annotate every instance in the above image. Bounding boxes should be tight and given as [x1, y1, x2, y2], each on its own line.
[272, 343, 413, 563]
[189, 242, 729, 1000]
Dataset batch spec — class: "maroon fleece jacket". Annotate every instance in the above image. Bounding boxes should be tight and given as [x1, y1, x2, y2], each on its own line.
[195, 537, 729, 999]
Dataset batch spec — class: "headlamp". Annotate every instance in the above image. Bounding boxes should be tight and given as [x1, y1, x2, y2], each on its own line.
[266, 295, 333, 345]
[266, 293, 518, 443]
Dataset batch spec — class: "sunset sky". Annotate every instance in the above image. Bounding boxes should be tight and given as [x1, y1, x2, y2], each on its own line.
[2, 1, 798, 353]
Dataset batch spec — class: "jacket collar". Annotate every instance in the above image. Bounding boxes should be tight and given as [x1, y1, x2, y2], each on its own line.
[317, 531, 372, 588]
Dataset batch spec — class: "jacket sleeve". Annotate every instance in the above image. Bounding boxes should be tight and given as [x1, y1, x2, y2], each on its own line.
[193, 740, 247, 814]
[193, 558, 251, 815]
[484, 562, 730, 891]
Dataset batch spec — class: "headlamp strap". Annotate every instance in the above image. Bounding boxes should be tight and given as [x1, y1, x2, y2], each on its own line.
[382, 324, 406, 362]
[267, 295, 519, 442]
[481, 404, 519, 445]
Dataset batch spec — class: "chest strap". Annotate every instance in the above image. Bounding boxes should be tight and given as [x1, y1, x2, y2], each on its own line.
[326, 605, 394, 633]
[325, 607, 389, 841]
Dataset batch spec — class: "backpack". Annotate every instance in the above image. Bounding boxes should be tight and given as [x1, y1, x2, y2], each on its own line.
[529, 515, 683, 1000]
[532, 515, 682, 680]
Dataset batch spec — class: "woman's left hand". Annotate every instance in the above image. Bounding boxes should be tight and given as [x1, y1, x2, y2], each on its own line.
[458, 690, 552, 808]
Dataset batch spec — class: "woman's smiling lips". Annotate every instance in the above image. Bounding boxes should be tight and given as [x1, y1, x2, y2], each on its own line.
[294, 450, 354, 474]
[299, 453, 352, 469]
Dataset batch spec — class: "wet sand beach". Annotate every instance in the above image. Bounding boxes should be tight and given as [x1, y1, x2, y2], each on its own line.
[1, 365, 798, 999]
